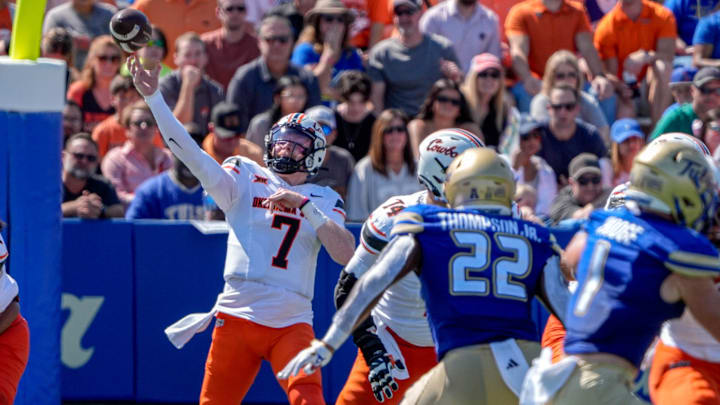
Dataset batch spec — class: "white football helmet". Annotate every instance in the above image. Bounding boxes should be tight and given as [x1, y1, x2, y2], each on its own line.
[417, 128, 485, 200]
[265, 113, 327, 176]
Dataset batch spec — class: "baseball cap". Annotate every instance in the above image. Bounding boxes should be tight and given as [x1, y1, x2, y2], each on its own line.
[610, 118, 644, 144]
[393, 0, 422, 10]
[471, 53, 502, 74]
[518, 114, 544, 137]
[670, 65, 697, 86]
[569, 153, 601, 180]
[693, 67, 720, 88]
[211, 102, 243, 139]
[305, 105, 336, 133]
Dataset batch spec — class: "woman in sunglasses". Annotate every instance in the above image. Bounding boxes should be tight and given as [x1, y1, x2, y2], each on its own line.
[409, 78, 481, 157]
[530, 50, 610, 143]
[247, 75, 310, 150]
[67, 35, 123, 133]
[101, 100, 173, 207]
[462, 53, 516, 149]
[346, 109, 423, 221]
[291, 0, 364, 99]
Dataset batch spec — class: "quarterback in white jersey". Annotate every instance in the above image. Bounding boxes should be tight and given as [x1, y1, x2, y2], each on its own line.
[333, 129, 485, 404]
[0, 220, 30, 403]
[127, 56, 355, 405]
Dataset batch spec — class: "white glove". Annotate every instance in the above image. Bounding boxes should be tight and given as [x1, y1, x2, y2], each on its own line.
[277, 339, 334, 380]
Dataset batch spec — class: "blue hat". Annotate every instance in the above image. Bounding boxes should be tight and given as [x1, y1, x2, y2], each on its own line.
[518, 114, 544, 136]
[611, 118, 644, 144]
[671, 65, 698, 85]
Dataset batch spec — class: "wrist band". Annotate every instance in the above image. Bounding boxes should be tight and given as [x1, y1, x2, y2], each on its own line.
[299, 197, 311, 210]
[301, 200, 329, 231]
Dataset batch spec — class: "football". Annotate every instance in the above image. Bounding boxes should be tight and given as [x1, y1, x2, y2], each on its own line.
[109, 8, 151, 53]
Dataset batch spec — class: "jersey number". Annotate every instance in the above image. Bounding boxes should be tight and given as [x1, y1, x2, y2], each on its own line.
[271, 215, 300, 269]
[449, 231, 532, 301]
[573, 239, 610, 316]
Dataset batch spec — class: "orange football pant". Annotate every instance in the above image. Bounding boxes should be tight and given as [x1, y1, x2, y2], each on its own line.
[0, 314, 29, 405]
[335, 327, 437, 405]
[199, 312, 324, 405]
[541, 314, 566, 364]
[649, 340, 720, 405]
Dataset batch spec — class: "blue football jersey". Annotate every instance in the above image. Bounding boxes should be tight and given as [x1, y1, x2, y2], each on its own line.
[125, 173, 205, 220]
[391, 204, 562, 360]
[564, 208, 720, 367]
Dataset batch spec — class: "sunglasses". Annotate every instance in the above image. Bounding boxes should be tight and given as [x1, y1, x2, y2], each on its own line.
[577, 175, 601, 186]
[131, 119, 156, 130]
[394, 7, 416, 16]
[478, 69, 500, 79]
[436, 95, 461, 106]
[555, 71, 578, 80]
[98, 54, 121, 63]
[71, 152, 98, 162]
[698, 86, 720, 96]
[550, 102, 577, 111]
[262, 35, 291, 44]
[224, 4, 246, 12]
[321, 14, 345, 23]
[383, 125, 406, 134]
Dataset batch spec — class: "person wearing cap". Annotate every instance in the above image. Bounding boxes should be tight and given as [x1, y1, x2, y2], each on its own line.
[548, 152, 610, 225]
[610, 118, 645, 187]
[692, 8, 720, 68]
[201, 0, 261, 91]
[651, 66, 720, 140]
[512, 115, 557, 218]
[306, 105, 356, 198]
[291, 0, 364, 99]
[367, 0, 461, 118]
[661, 65, 698, 118]
[418, 0, 501, 74]
[203, 102, 264, 166]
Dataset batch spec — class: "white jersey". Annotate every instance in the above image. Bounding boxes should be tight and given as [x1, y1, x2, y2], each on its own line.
[0, 233, 19, 313]
[660, 279, 720, 362]
[145, 92, 346, 330]
[354, 190, 434, 347]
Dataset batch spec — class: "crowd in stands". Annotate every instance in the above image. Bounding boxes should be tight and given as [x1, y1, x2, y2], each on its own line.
[2, 0, 720, 223]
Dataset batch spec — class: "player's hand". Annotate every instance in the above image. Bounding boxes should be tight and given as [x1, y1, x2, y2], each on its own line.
[367, 349, 400, 403]
[127, 54, 161, 97]
[277, 339, 334, 379]
[267, 188, 308, 210]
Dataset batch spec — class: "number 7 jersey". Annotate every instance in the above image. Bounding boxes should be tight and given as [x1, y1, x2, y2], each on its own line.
[391, 204, 562, 360]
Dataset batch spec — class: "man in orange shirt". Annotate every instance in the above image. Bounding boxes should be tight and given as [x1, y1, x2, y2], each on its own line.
[505, 0, 613, 112]
[594, 0, 676, 125]
[132, 0, 221, 69]
[203, 102, 264, 166]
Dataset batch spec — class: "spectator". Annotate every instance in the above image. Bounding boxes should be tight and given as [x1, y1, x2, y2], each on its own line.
[292, 0, 364, 98]
[367, 0, 461, 118]
[125, 154, 205, 220]
[43, 0, 116, 70]
[692, 8, 720, 68]
[663, 65, 697, 117]
[264, 0, 315, 43]
[408, 78, 482, 156]
[664, 0, 718, 55]
[594, 0, 676, 124]
[305, 105, 356, 198]
[41, 27, 79, 90]
[101, 100, 173, 206]
[651, 66, 720, 139]
[62, 133, 124, 218]
[706, 108, 720, 155]
[535, 84, 609, 185]
[514, 183, 543, 223]
[346, 109, 423, 221]
[531, 50, 610, 143]
[0, 0, 12, 35]
[63, 101, 84, 144]
[462, 53, 518, 148]
[549, 153, 610, 224]
[203, 102, 264, 165]
[120, 25, 173, 79]
[419, 0, 501, 74]
[132, 0, 221, 69]
[247, 75, 309, 149]
[505, 0, 613, 113]
[609, 118, 644, 186]
[227, 14, 321, 132]
[511, 116, 557, 217]
[201, 0, 260, 91]
[66, 35, 122, 132]
[159, 32, 224, 132]
[333, 70, 376, 161]
[91, 75, 146, 159]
